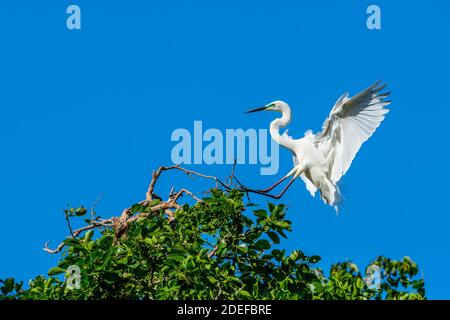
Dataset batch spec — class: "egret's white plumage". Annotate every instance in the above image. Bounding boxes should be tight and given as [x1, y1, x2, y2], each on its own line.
[245, 81, 391, 211]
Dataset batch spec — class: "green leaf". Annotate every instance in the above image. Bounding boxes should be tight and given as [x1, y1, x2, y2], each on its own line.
[87, 240, 95, 250]
[84, 230, 94, 242]
[272, 249, 281, 259]
[356, 278, 365, 290]
[237, 243, 248, 253]
[48, 267, 65, 276]
[255, 239, 271, 250]
[267, 231, 280, 244]
[239, 290, 252, 298]
[289, 250, 300, 261]
[103, 272, 120, 284]
[166, 253, 185, 262]
[308, 255, 321, 264]
[216, 241, 227, 255]
[253, 210, 267, 219]
[148, 199, 161, 206]
[274, 220, 291, 230]
[270, 204, 285, 219]
[308, 281, 322, 293]
[75, 206, 87, 216]
[1, 278, 15, 294]
[97, 235, 113, 249]
[130, 203, 146, 214]
[207, 276, 217, 284]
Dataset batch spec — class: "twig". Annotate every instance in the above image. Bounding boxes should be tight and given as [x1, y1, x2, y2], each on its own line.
[90, 193, 103, 221]
[208, 245, 219, 258]
[232, 175, 251, 202]
[43, 219, 113, 254]
[228, 159, 237, 187]
[44, 165, 218, 254]
[215, 286, 223, 300]
[64, 211, 74, 237]
[170, 188, 203, 204]
[146, 165, 231, 200]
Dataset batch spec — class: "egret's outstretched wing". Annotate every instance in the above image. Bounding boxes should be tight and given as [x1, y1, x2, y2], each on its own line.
[315, 81, 391, 183]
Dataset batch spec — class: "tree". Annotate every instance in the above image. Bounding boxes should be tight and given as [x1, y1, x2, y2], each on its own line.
[0, 166, 425, 300]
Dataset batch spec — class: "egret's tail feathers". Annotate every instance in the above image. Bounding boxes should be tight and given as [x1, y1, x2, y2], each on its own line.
[319, 179, 341, 213]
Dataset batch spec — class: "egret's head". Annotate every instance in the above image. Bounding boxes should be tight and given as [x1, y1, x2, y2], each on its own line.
[245, 100, 289, 114]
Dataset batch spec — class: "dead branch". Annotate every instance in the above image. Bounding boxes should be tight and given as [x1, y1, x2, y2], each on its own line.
[43, 219, 113, 254]
[228, 159, 237, 187]
[64, 211, 74, 238]
[208, 245, 219, 258]
[43, 164, 234, 255]
[90, 193, 103, 220]
[146, 165, 231, 201]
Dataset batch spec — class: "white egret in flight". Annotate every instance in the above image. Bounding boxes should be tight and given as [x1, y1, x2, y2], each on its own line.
[243, 81, 391, 211]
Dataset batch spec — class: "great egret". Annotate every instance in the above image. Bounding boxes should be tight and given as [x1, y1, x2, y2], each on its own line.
[243, 81, 391, 211]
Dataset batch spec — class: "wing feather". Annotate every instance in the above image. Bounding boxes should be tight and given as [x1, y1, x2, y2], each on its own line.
[315, 81, 391, 183]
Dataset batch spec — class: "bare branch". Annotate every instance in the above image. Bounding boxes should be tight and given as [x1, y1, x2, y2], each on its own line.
[64, 211, 74, 238]
[170, 188, 203, 204]
[164, 209, 175, 222]
[44, 165, 229, 254]
[90, 193, 103, 220]
[146, 165, 231, 197]
[43, 219, 113, 254]
[228, 159, 237, 187]
[208, 245, 219, 258]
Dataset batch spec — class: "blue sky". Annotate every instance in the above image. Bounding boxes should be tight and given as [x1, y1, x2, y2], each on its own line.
[0, 1, 449, 298]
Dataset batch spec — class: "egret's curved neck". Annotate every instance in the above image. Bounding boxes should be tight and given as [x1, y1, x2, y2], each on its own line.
[269, 108, 296, 151]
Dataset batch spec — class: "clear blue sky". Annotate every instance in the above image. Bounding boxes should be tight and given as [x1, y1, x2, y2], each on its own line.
[0, 1, 449, 299]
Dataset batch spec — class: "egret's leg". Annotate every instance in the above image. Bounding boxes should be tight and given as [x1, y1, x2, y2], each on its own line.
[242, 162, 301, 194]
[261, 176, 297, 199]
[243, 176, 297, 199]
[240, 174, 289, 193]
[256, 175, 290, 193]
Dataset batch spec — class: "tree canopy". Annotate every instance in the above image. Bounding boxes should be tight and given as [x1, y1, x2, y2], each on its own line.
[0, 167, 425, 300]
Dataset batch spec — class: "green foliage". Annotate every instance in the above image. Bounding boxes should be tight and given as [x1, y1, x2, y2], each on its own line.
[0, 189, 425, 300]
[64, 206, 88, 218]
